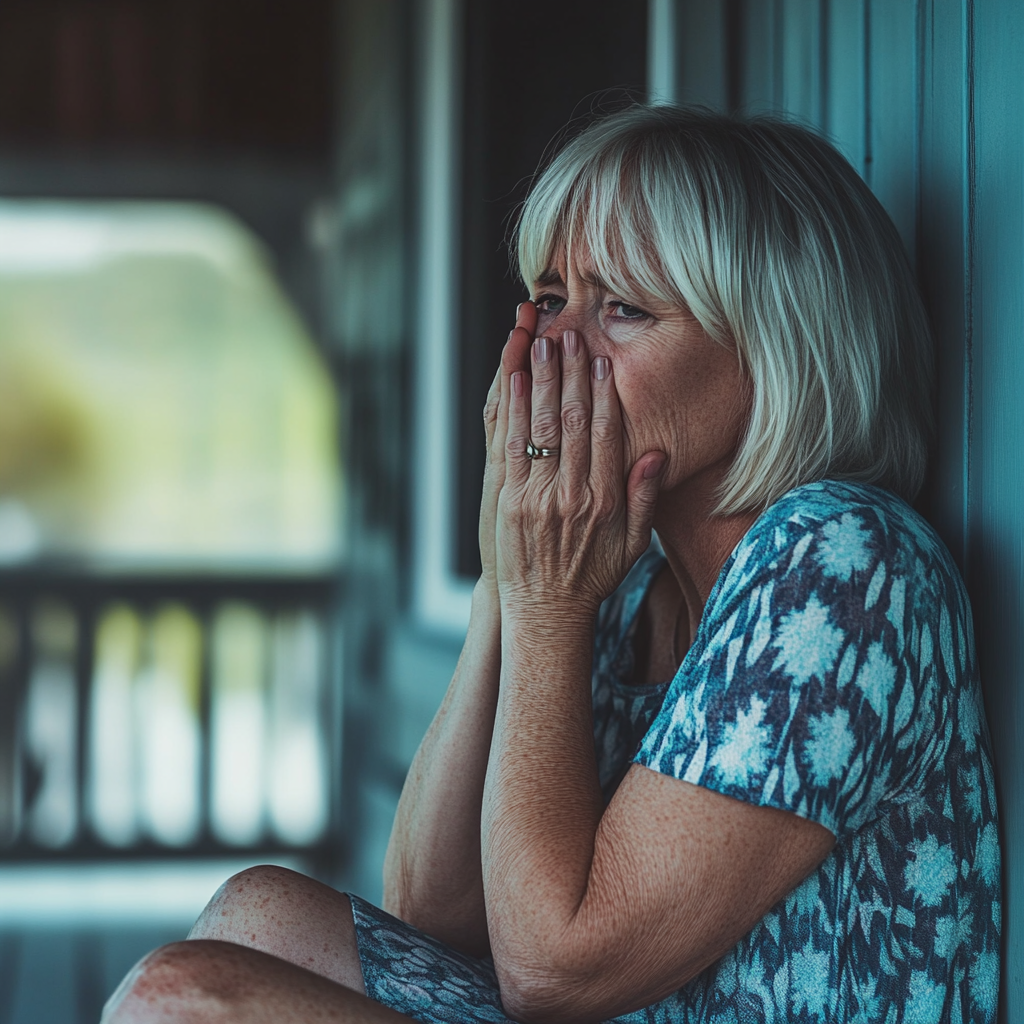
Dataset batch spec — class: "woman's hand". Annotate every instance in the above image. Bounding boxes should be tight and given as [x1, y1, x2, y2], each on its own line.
[478, 304, 538, 594]
[494, 328, 667, 619]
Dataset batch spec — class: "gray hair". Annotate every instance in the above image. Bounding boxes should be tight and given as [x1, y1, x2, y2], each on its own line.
[516, 105, 934, 514]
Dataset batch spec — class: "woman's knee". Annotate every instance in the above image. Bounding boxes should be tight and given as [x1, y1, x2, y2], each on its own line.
[188, 864, 365, 992]
[102, 941, 237, 1023]
[190, 864, 325, 940]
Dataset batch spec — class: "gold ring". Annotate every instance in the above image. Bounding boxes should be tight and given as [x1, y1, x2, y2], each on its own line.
[525, 441, 560, 459]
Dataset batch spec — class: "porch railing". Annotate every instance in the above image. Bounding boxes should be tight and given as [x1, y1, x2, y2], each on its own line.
[0, 568, 342, 873]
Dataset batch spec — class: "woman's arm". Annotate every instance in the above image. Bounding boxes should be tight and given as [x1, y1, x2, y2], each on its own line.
[381, 306, 538, 954]
[486, 737, 835, 1022]
[484, 628, 834, 1023]
[481, 334, 834, 1022]
[382, 580, 501, 954]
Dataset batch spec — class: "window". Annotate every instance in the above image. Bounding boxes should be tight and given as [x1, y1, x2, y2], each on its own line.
[0, 200, 340, 853]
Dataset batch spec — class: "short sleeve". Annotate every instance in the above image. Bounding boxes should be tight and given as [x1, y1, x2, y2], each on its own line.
[634, 483, 959, 838]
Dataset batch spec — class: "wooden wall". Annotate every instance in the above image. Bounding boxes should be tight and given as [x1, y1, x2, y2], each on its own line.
[974, 5, 1024, 1011]
[667, 0, 1022, 1015]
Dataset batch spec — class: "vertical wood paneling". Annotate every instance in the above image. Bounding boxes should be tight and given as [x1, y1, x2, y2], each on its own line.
[917, 0, 970, 567]
[973, 0, 1024, 1013]
[865, 0, 919, 257]
[675, 0, 728, 108]
[780, 0, 824, 124]
[735, 0, 779, 112]
[649, 0, 679, 103]
[825, 0, 866, 173]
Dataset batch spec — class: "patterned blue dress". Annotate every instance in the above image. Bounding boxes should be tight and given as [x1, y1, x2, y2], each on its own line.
[351, 481, 1000, 1023]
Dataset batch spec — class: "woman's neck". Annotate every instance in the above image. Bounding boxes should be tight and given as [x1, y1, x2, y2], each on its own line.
[653, 482, 758, 644]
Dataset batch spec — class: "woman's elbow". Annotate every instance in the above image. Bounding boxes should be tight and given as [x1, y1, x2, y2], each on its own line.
[499, 973, 574, 1024]
[495, 952, 600, 1024]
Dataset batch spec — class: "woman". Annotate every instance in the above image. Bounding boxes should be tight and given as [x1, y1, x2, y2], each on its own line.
[104, 105, 1000, 1023]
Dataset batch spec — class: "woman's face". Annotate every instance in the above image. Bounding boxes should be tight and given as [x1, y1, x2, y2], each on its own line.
[530, 249, 749, 502]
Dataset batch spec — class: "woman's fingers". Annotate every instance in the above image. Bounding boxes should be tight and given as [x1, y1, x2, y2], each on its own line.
[589, 356, 625, 501]
[502, 304, 536, 378]
[504, 369, 533, 492]
[528, 336, 562, 480]
[624, 452, 667, 559]
[557, 330, 591, 492]
[585, 352, 664, 565]
[491, 304, 535, 468]
[483, 363, 500, 451]
[495, 332, 667, 606]
[497, 302, 543, 496]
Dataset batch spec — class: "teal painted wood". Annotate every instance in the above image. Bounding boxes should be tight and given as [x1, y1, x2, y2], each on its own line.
[780, 0, 825, 125]
[674, 0, 729, 109]
[866, 0, 919, 258]
[736, 0, 781, 113]
[825, 0, 867, 173]
[916, 0, 971, 569]
[972, 1, 1024, 1015]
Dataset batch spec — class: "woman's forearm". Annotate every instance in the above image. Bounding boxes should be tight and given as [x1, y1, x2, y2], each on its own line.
[382, 581, 502, 955]
[480, 611, 604, 986]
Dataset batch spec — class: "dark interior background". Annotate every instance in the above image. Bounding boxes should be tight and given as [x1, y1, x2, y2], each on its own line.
[454, 0, 649, 577]
[0, 0, 333, 156]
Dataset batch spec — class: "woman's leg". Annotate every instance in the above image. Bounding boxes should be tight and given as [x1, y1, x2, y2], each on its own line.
[101, 940, 412, 1023]
[187, 865, 366, 993]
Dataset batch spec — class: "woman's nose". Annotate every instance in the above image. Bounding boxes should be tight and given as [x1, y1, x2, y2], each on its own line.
[546, 310, 603, 355]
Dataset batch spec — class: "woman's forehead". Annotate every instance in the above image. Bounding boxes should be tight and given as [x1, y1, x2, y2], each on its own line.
[534, 250, 667, 306]
[534, 245, 605, 288]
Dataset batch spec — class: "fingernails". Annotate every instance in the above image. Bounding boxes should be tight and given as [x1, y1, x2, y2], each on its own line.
[534, 336, 551, 363]
[507, 330, 514, 342]
[562, 330, 579, 357]
[512, 371, 525, 397]
[643, 454, 667, 479]
[516, 302, 523, 318]
[593, 356, 610, 380]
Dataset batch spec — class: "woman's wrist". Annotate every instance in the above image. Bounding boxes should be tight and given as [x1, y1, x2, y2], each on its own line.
[498, 586, 600, 630]
[470, 576, 501, 626]
[498, 598, 597, 663]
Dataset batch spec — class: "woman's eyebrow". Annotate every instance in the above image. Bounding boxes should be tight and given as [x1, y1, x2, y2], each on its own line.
[535, 269, 564, 287]
[535, 267, 612, 290]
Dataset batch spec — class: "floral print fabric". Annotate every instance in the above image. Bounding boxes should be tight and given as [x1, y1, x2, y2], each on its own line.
[635, 481, 1000, 1022]
[350, 894, 511, 1023]
[352, 481, 1000, 1023]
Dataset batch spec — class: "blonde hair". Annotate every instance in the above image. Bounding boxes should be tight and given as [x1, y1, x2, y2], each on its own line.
[516, 105, 934, 514]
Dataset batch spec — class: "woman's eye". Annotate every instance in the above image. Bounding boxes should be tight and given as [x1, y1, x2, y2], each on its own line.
[609, 301, 649, 321]
[534, 294, 566, 316]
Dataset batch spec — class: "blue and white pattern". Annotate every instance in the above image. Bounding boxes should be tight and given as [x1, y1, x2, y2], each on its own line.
[352, 481, 1000, 1023]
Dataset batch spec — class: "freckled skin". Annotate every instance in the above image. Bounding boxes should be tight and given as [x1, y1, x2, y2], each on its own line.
[184, 866, 366, 994]
[103, 940, 409, 1023]
[102, 868, 411, 1023]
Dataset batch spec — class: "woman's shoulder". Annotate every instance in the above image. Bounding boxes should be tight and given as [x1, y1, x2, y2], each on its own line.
[713, 479, 963, 614]
[745, 479, 944, 555]
[697, 477, 978, 718]
[640, 481, 989, 837]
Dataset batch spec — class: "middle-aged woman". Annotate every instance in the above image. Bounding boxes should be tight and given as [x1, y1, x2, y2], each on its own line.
[105, 105, 1000, 1024]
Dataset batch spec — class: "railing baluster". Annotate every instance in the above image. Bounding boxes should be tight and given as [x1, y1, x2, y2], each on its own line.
[0, 602, 20, 847]
[0, 572, 339, 866]
[73, 597, 94, 853]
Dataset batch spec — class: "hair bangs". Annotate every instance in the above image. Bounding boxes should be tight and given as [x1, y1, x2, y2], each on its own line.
[518, 141, 687, 313]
